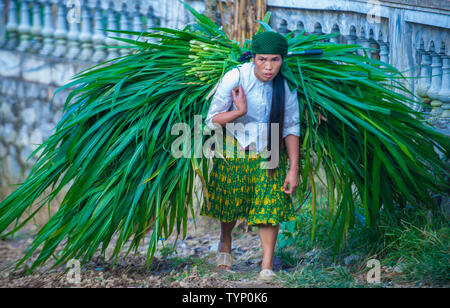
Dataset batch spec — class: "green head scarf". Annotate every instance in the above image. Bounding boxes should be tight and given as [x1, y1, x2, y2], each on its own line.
[249, 31, 298, 91]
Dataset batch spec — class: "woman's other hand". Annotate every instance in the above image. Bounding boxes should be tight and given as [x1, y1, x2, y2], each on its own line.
[283, 169, 298, 195]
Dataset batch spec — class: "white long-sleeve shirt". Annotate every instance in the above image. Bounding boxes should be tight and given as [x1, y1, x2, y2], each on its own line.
[204, 62, 300, 153]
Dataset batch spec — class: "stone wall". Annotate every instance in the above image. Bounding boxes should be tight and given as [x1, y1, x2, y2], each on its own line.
[0, 52, 94, 187]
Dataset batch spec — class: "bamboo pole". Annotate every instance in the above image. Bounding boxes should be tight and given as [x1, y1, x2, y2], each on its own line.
[218, 0, 226, 33]
[226, 0, 233, 38]
[218, 0, 267, 42]
[258, 0, 262, 23]
[234, 0, 239, 42]
[260, 0, 266, 29]
[239, 0, 246, 45]
[247, 1, 254, 41]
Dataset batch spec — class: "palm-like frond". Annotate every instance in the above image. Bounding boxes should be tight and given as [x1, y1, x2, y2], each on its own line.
[0, 3, 448, 271]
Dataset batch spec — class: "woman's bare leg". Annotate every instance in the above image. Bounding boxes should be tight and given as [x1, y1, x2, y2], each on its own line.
[258, 224, 280, 270]
[218, 221, 237, 254]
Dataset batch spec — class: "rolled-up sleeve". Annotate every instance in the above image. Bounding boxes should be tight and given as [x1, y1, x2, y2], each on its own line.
[205, 67, 240, 130]
[283, 81, 300, 138]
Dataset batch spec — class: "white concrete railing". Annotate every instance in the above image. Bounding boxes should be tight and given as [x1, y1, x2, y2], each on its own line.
[265, 0, 449, 129]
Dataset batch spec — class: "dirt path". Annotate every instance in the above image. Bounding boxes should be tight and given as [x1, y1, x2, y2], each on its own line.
[0, 218, 288, 288]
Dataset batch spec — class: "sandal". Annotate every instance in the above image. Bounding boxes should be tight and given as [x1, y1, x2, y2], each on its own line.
[216, 252, 232, 269]
[258, 269, 276, 281]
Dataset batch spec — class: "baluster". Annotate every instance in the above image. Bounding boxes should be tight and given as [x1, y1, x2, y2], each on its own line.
[369, 39, 380, 59]
[146, 5, 155, 30]
[5, 0, 19, 50]
[66, 1, 81, 60]
[66, 0, 81, 60]
[145, 5, 156, 43]
[53, 0, 68, 57]
[78, 0, 93, 61]
[357, 29, 370, 57]
[0, 0, 7, 47]
[40, 0, 55, 56]
[330, 25, 340, 44]
[314, 22, 326, 42]
[344, 26, 357, 48]
[296, 21, 305, 33]
[119, 2, 131, 56]
[313, 22, 322, 35]
[17, 0, 32, 52]
[105, 1, 119, 61]
[30, 0, 44, 53]
[438, 56, 450, 124]
[92, 0, 106, 61]
[378, 31, 389, 65]
[278, 19, 288, 34]
[416, 44, 432, 106]
[132, 2, 144, 43]
[345, 33, 357, 57]
[369, 30, 379, 59]
[427, 48, 443, 117]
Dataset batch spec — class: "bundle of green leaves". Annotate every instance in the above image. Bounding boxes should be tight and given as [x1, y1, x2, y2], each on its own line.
[0, 3, 448, 272]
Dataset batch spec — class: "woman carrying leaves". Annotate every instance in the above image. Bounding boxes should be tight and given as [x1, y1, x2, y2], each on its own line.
[201, 31, 301, 281]
[0, 3, 448, 277]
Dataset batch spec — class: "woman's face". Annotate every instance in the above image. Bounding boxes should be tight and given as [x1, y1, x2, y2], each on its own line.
[253, 54, 283, 82]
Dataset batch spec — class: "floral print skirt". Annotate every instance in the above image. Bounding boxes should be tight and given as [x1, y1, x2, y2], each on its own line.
[200, 134, 297, 226]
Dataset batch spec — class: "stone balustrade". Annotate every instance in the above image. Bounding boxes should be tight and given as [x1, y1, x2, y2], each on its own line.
[1, 0, 159, 58]
[0, 0, 449, 188]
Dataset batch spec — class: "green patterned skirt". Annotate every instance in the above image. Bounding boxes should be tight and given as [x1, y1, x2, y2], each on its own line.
[200, 133, 297, 226]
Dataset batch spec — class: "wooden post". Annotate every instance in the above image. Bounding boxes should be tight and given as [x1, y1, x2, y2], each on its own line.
[218, 0, 226, 32]
[233, 0, 239, 42]
[239, 0, 246, 45]
[226, 0, 232, 38]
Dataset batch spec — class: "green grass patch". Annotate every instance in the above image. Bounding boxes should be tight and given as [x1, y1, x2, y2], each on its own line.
[276, 199, 449, 287]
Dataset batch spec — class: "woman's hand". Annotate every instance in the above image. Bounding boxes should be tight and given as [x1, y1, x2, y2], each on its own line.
[283, 169, 298, 195]
[232, 86, 247, 116]
[210, 86, 247, 126]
